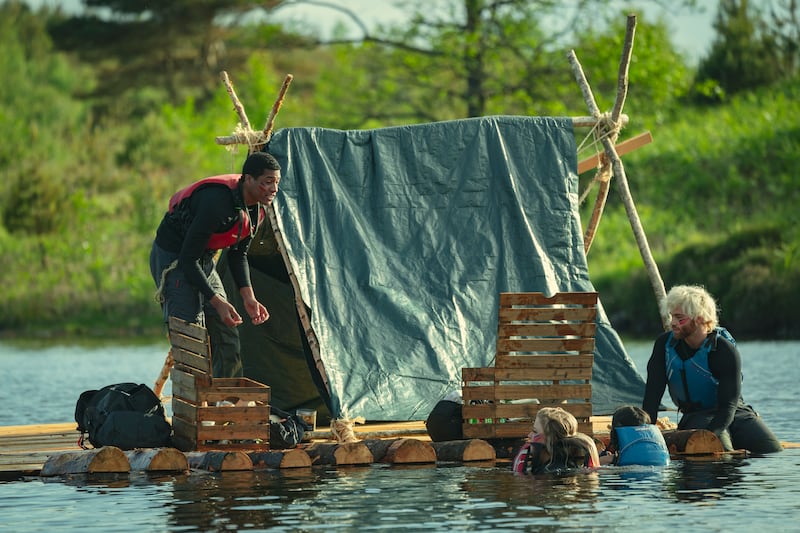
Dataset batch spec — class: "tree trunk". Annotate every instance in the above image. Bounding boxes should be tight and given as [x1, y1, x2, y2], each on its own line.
[125, 448, 188, 472]
[248, 448, 312, 469]
[431, 439, 496, 462]
[304, 442, 373, 465]
[363, 438, 436, 464]
[185, 450, 253, 471]
[662, 429, 725, 454]
[40, 446, 129, 476]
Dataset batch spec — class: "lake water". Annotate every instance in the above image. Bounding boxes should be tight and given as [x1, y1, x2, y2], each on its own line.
[1, 338, 798, 532]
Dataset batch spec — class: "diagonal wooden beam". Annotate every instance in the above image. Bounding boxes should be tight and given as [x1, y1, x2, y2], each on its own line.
[577, 131, 652, 174]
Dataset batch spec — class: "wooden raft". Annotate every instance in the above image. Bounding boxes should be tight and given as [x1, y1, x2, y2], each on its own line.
[462, 292, 597, 439]
[168, 317, 271, 452]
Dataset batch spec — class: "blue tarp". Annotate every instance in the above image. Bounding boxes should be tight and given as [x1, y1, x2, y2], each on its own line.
[236, 116, 645, 420]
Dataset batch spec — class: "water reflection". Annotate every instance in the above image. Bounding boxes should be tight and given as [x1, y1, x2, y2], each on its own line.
[666, 457, 745, 503]
[167, 470, 323, 531]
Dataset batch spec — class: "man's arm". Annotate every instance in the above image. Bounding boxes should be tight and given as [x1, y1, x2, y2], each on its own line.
[176, 188, 231, 299]
[707, 337, 741, 435]
[642, 332, 669, 424]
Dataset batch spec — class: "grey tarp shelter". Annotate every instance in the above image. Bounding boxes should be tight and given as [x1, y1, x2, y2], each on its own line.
[225, 115, 646, 422]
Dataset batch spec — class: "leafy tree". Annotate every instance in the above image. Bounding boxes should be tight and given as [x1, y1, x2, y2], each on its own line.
[694, 0, 783, 101]
[764, 0, 800, 75]
[45, 0, 291, 114]
[305, 1, 694, 129]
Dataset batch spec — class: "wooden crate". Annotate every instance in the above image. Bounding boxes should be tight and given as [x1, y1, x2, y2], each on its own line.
[168, 317, 271, 452]
[462, 292, 596, 439]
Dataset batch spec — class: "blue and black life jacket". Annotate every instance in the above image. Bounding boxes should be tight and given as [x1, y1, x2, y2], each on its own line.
[614, 424, 670, 466]
[665, 327, 736, 413]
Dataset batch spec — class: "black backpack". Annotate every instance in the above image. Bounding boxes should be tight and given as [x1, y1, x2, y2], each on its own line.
[269, 406, 312, 449]
[425, 400, 464, 442]
[75, 382, 172, 450]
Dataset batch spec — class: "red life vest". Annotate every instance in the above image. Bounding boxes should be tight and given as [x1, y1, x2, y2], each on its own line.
[168, 174, 264, 250]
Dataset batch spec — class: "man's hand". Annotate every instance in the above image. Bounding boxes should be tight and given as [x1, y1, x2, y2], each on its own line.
[240, 286, 270, 325]
[210, 294, 243, 327]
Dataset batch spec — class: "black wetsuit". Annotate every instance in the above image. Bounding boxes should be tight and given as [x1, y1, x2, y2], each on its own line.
[150, 180, 260, 378]
[643, 330, 783, 454]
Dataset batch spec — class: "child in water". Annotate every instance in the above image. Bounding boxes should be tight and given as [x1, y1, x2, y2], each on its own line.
[513, 407, 600, 474]
[600, 405, 670, 466]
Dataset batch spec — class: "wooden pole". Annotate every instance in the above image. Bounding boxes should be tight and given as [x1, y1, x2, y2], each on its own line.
[153, 348, 173, 399]
[214, 113, 630, 146]
[221, 70, 253, 131]
[258, 74, 294, 150]
[212, 72, 333, 399]
[569, 15, 669, 327]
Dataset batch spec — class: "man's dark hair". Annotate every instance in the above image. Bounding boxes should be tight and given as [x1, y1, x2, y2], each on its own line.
[242, 151, 281, 178]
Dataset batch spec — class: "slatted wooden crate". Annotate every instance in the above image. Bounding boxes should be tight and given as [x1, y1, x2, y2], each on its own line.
[462, 292, 597, 439]
[168, 317, 271, 451]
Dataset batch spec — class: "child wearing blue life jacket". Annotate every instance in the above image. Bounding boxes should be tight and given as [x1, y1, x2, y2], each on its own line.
[600, 405, 670, 466]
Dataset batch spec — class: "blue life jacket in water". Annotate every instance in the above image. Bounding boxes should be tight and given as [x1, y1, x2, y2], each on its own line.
[665, 327, 736, 412]
[614, 424, 670, 466]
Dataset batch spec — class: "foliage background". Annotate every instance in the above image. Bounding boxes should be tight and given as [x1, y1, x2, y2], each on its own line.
[0, 0, 797, 340]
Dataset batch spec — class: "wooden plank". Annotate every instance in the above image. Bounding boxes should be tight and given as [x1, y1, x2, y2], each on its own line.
[577, 131, 652, 174]
[499, 292, 598, 306]
[462, 367, 496, 382]
[494, 354, 593, 371]
[494, 403, 592, 419]
[499, 322, 596, 337]
[196, 423, 270, 442]
[461, 386, 497, 402]
[171, 346, 211, 374]
[171, 368, 201, 403]
[195, 405, 271, 424]
[498, 307, 597, 323]
[462, 402, 593, 421]
[168, 316, 208, 340]
[486, 366, 593, 381]
[496, 338, 596, 353]
[169, 331, 210, 358]
[492, 383, 592, 400]
[172, 397, 199, 422]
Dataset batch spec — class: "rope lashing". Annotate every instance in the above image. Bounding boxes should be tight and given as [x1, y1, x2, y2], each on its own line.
[154, 259, 179, 304]
[330, 416, 365, 443]
[224, 123, 271, 154]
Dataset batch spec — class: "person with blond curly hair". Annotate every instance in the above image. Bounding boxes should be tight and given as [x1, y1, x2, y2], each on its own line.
[512, 406, 600, 474]
[642, 285, 782, 454]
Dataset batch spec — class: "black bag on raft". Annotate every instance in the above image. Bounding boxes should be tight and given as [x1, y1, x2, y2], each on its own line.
[269, 405, 312, 449]
[75, 382, 172, 450]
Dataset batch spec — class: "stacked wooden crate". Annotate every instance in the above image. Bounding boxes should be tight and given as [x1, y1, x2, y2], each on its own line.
[168, 317, 271, 451]
[462, 292, 597, 439]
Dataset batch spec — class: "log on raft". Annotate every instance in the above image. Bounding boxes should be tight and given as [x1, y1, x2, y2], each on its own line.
[185, 450, 253, 471]
[40, 446, 130, 476]
[363, 438, 436, 464]
[431, 439, 497, 462]
[304, 441, 373, 466]
[125, 448, 189, 472]
[248, 448, 312, 469]
[662, 429, 725, 455]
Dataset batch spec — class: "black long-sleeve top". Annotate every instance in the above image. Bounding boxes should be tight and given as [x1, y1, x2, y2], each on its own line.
[154, 183, 256, 299]
[642, 330, 743, 436]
